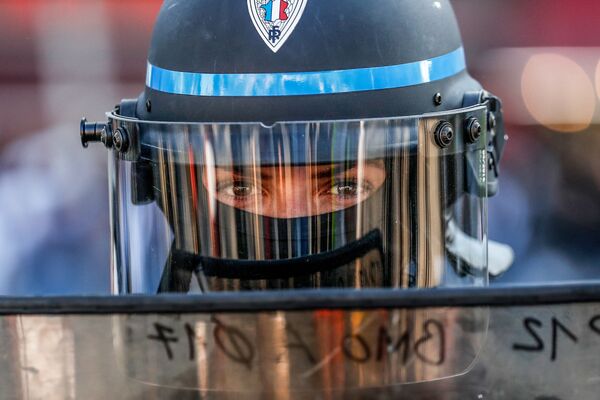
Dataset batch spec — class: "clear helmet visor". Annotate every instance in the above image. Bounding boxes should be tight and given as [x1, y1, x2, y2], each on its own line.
[108, 105, 489, 294]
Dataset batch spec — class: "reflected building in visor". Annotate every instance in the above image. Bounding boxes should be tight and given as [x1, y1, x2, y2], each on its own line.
[81, 0, 507, 295]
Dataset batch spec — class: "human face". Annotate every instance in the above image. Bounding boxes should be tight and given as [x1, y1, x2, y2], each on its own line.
[205, 161, 386, 218]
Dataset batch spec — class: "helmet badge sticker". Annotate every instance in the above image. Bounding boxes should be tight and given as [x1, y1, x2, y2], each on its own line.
[247, 0, 308, 53]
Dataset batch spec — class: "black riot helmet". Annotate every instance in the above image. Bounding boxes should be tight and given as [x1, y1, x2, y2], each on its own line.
[81, 0, 507, 294]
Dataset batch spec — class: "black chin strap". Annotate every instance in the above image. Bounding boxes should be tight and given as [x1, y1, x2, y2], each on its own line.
[157, 230, 384, 293]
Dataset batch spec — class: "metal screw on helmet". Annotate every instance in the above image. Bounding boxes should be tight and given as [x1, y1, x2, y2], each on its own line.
[465, 117, 482, 143]
[488, 112, 497, 130]
[113, 127, 130, 153]
[145, 99, 152, 113]
[80, 118, 107, 148]
[433, 93, 443, 106]
[434, 121, 454, 148]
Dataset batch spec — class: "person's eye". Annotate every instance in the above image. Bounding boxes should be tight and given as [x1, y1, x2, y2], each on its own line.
[218, 181, 257, 198]
[330, 180, 371, 198]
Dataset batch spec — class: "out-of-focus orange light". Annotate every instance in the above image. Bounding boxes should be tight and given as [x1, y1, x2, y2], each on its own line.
[596, 60, 600, 100]
[521, 53, 595, 133]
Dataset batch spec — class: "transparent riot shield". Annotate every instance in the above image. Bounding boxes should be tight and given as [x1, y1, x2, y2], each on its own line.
[0, 285, 599, 399]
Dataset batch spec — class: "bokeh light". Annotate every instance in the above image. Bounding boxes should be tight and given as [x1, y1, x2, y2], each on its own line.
[521, 53, 596, 133]
[596, 59, 600, 100]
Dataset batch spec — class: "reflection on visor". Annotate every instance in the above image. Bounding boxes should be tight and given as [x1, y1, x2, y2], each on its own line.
[109, 105, 490, 294]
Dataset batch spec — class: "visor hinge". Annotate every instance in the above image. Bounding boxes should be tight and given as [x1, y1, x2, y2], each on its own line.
[80, 118, 109, 148]
[80, 118, 130, 153]
[483, 93, 508, 197]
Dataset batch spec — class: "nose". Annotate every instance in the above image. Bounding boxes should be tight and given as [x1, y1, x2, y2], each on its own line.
[271, 183, 311, 218]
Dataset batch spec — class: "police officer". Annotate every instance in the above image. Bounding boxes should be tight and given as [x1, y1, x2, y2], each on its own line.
[81, 0, 508, 294]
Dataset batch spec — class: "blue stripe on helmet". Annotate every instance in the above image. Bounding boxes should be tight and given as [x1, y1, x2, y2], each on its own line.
[146, 47, 466, 97]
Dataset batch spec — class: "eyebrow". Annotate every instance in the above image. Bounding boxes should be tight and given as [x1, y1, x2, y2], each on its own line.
[226, 167, 273, 179]
[218, 161, 376, 180]
[315, 165, 357, 179]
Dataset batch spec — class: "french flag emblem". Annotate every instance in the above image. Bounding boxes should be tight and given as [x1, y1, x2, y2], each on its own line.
[261, 0, 289, 22]
[248, 0, 307, 53]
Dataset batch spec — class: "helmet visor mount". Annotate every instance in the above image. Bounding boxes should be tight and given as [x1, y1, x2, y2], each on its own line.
[108, 105, 489, 294]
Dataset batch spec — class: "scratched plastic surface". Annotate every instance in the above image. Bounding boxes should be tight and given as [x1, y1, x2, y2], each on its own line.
[0, 304, 598, 399]
[118, 307, 486, 391]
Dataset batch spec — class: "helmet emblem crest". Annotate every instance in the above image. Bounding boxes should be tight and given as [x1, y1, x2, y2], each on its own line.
[247, 0, 308, 53]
